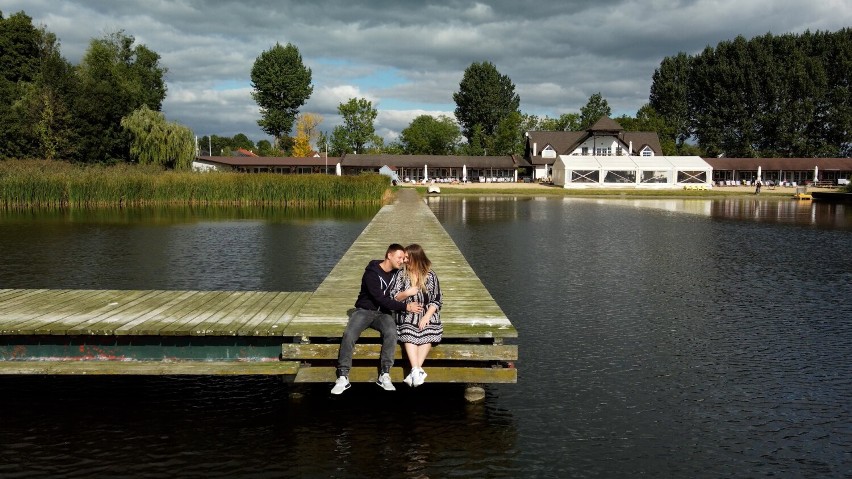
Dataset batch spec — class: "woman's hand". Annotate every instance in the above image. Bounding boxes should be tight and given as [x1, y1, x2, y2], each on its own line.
[403, 286, 419, 298]
[418, 314, 431, 330]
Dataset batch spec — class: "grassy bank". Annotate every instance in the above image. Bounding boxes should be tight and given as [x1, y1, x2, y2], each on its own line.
[0, 160, 390, 207]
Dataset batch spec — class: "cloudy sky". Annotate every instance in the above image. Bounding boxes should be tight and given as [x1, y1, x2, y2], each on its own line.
[6, 0, 851, 146]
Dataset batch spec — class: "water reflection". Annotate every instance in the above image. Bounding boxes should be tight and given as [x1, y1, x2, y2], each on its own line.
[431, 196, 851, 478]
[0, 205, 378, 291]
[2, 198, 850, 477]
[550, 197, 852, 229]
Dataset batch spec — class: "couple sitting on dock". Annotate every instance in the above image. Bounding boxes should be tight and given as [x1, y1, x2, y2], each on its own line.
[331, 243, 443, 394]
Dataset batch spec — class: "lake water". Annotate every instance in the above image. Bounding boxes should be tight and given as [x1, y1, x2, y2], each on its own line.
[1, 198, 850, 478]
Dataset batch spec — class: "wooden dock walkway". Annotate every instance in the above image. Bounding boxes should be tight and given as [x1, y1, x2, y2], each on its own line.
[0, 189, 517, 386]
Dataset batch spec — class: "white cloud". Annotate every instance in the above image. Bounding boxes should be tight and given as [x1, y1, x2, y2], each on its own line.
[5, 0, 851, 143]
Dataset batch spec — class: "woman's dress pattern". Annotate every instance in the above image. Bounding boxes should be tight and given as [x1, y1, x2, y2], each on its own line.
[390, 269, 443, 344]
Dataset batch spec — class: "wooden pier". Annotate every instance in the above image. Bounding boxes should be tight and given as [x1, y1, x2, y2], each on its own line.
[0, 189, 517, 388]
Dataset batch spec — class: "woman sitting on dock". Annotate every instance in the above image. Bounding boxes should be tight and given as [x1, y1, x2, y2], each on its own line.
[391, 244, 443, 387]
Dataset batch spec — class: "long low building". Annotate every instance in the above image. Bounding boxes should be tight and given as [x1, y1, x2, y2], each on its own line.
[192, 153, 852, 187]
[194, 153, 527, 183]
[704, 157, 852, 186]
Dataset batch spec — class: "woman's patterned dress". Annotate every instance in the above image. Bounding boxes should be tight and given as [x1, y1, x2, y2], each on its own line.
[390, 269, 443, 344]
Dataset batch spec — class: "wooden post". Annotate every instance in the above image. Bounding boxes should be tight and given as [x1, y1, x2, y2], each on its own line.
[464, 383, 485, 403]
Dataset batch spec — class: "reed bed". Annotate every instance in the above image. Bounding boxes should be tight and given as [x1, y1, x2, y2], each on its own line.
[0, 160, 390, 207]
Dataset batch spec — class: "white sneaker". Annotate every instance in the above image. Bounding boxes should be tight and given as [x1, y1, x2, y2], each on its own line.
[376, 372, 396, 391]
[403, 372, 414, 387]
[412, 368, 427, 387]
[331, 376, 350, 395]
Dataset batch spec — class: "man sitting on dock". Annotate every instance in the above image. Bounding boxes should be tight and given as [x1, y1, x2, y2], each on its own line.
[331, 243, 423, 394]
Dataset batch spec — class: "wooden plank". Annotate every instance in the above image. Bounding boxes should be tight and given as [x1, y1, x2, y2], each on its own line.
[107, 290, 202, 334]
[115, 290, 223, 335]
[193, 291, 279, 335]
[0, 360, 300, 375]
[186, 291, 267, 336]
[281, 343, 518, 361]
[0, 290, 77, 321]
[12, 290, 143, 334]
[157, 291, 253, 336]
[144, 291, 232, 335]
[0, 289, 51, 313]
[3, 290, 114, 333]
[237, 292, 311, 336]
[231, 292, 299, 336]
[159, 291, 234, 336]
[64, 290, 173, 335]
[294, 365, 517, 384]
[11, 290, 155, 335]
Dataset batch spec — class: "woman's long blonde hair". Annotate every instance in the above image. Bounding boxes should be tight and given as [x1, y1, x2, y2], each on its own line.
[405, 244, 431, 291]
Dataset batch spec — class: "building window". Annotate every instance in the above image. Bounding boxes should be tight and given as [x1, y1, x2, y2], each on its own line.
[641, 170, 669, 183]
[641, 147, 653, 157]
[616, 146, 623, 156]
[542, 145, 556, 159]
[677, 171, 707, 183]
[571, 170, 599, 183]
[581, 147, 588, 155]
[595, 147, 610, 156]
[604, 170, 636, 183]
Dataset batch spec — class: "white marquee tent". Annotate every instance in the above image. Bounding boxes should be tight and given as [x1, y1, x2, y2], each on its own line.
[551, 155, 713, 189]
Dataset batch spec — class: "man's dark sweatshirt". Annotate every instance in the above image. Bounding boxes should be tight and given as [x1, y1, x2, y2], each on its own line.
[354, 260, 407, 314]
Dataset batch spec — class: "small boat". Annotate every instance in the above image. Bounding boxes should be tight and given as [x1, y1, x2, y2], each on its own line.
[427, 185, 441, 195]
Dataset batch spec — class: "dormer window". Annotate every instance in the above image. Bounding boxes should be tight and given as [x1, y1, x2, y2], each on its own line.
[641, 146, 653, 157]
[542, 145, 556, 159]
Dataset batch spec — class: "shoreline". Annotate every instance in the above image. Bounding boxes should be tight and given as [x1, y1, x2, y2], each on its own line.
[404, 182, 846, 198]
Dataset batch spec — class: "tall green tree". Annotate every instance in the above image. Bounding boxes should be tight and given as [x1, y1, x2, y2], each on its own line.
[121, 105, 194, 169]
[579, 93, 612, 129]
[492, 111, 524, 155]
[0, 11, 77, 159]
[649, 52, 691, 148]
[652, 28, 851, 157]
[329, 97, 378, 154]
[251, 43, 312, 149]
[399, 115, 460, 154]
[453, 61, 520, 147]
[75, 31, 167, 163]
[539, 113, 581, 131]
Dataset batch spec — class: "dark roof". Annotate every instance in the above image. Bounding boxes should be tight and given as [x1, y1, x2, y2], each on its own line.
[704, 158, 852, 170]
[196, 156, 341, 167]
[340, 154, 528, 169]
[524, 127, 663, 165]
[589, 116, 623, 132]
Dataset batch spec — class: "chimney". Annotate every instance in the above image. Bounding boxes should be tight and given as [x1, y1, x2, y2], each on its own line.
[629, 141, 633, 155]
[533, 142, 538, 157]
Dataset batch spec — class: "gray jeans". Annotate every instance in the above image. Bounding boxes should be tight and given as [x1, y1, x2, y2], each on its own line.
[336, 308, 398, 377]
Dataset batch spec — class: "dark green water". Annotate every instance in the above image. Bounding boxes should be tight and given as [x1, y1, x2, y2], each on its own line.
[0, 198, 850, 478]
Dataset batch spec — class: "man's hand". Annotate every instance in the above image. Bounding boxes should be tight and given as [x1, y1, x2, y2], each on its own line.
[406, 302, 423, 313]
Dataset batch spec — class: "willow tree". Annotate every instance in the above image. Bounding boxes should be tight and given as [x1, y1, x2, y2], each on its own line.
[76, 31, 167, 163]
[121, 105, 194, 169]
[251, 43, 313, 149]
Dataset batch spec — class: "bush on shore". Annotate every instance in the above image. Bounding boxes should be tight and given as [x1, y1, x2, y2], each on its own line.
[0, 160, 390, 207]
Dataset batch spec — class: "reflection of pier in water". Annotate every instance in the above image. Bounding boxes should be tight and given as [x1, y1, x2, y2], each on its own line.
[565, 197, 850, 229]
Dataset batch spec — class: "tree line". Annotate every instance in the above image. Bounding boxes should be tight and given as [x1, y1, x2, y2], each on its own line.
[2, 9, 849, 167]
[651, 28, 851, 157]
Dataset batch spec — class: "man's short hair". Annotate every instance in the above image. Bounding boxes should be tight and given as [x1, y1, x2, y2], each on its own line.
[385, 243, 404, 258]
